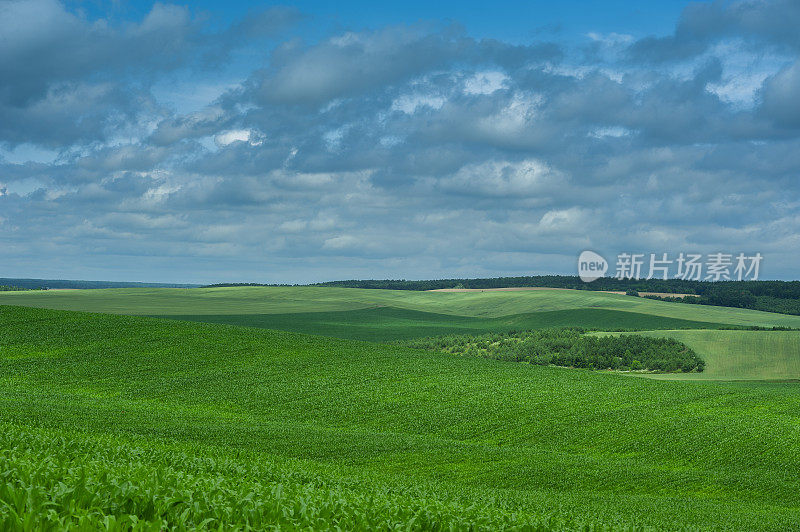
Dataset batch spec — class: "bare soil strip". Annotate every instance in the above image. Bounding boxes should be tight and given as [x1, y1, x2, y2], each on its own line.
[429, 287, 696, 298]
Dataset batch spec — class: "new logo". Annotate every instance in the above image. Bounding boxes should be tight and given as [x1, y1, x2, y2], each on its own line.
[578, 250, 608, 282]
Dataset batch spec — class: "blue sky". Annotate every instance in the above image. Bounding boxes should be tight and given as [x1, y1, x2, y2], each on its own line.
[71, 1, 689, 42]
[1, 0, 799, 283]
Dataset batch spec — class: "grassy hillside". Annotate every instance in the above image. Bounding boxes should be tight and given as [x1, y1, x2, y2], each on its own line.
[627, 330, 800, 381]
[3, 285, 800, 329]
[2, 305, 800, 529]
[163, 307, 725, 341]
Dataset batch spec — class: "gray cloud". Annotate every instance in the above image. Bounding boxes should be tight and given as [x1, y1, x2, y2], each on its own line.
[760, 60, 800, 127]
[0, 0, 194, 146]
[248, 25, 474, 105]
[628, 0, 800, 62]
[245, 25, 561, 106]
[0, 1, 302, 148]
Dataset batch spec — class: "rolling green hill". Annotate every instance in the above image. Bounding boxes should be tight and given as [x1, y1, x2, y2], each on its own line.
[2, 306, 800, 529]
[3, 285, 800, 330]
[162, 307, 726, 341]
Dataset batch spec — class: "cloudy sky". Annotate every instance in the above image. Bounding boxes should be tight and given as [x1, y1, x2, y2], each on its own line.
[1, 0, 799, 283]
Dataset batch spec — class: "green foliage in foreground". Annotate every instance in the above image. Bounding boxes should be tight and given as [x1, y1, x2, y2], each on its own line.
[404, 329, 705, 372]
[0, 425, 573, 531]
[2, 306, 800, 529]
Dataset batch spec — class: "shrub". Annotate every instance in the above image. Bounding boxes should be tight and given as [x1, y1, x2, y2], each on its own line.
[405, 328, 704, 373]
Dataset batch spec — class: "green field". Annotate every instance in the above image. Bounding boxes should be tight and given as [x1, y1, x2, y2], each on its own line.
[161, 307, 729, 341]
[3, 286, 800, 336]
[2, 286, 800, 529]
[2, 305, 800, 530]
[3, 285, 800, 322]
[626, 329, 800, 381]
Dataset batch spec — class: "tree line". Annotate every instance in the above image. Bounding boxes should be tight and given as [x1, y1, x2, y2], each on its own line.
[642, 282, 800, 316]
[313, 276, 800, 295]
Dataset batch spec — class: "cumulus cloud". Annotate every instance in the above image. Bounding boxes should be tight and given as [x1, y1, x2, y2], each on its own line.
[1, 0, 799, 282]
[0, 0, 201, 146]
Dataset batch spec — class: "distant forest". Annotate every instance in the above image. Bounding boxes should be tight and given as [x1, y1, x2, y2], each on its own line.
[204, 282, 293, 288]
[0, 278, 199, 290]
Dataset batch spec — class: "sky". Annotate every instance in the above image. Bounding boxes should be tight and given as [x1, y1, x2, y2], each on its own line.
[1, 0, 799, 284]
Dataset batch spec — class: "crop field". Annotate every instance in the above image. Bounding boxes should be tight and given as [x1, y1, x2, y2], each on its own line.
[161, 307, 729, 341]
[628, 329, 800, 381]
[3, 286, 800, 338]
[2, 287, 800, 529]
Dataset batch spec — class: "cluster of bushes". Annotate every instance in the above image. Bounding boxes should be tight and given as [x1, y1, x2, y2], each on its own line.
[406, 328, 705, 373]
[0, 285, 29, 291]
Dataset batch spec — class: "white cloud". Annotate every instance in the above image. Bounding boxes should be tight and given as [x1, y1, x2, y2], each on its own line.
[587, 32, 634, 46]
[437, 158, 564, 197]
[323, 234, 359, 250]
[214, 129, 262, 147]
[463, 71, 508, 95]
[538, 207, 587, 234]
[391, 93, 446, 114]
[589, 126, 633, 138]
[474, 92, 543, 139]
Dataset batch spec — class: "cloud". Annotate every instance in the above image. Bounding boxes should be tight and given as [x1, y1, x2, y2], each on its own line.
[1, 1, 800, 282]
[215, 129, 263, 147]
[628, 0, 800, 62]
[760, 60, 800, 127]
[246, 25, 473, 105]
[227, 6, 305, 39]
[243, 25, 560, 106]
[435, 159, 565, 198]
[0, 0, 198, 147]
[0, 1, 301, 148]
